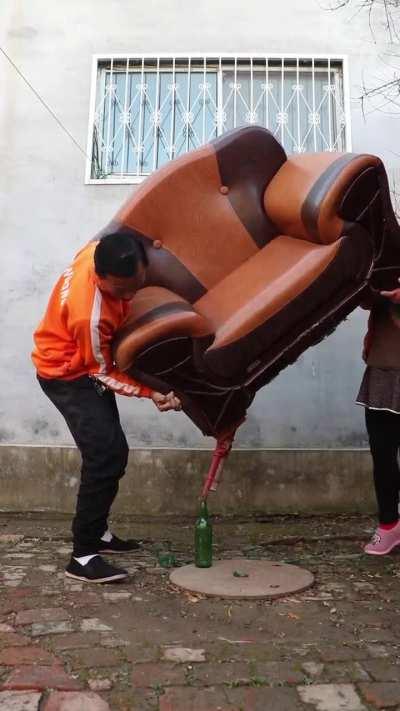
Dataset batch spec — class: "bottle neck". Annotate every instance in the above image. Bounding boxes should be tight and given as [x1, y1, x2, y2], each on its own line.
[199, 500, 209, 519]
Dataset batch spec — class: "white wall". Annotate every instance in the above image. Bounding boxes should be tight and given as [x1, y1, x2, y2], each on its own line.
[1, 0, 398, 448]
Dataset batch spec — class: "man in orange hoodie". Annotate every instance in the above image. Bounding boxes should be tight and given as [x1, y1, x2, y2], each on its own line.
[32, 232, 181, 583]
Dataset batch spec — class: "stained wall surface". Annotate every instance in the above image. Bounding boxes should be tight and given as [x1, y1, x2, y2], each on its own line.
[1, 0, 397, 449]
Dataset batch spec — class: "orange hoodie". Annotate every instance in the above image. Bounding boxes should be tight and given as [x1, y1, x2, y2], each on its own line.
[32, 241, 152, 398]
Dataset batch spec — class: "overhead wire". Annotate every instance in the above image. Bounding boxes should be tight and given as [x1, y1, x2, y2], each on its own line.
[0, 45, 90, 160]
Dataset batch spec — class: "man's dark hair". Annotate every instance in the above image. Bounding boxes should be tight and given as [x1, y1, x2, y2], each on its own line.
[94, 232, 148, 278]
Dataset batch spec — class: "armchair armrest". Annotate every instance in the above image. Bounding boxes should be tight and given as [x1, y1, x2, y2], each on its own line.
[264, 152, 382, 245]
[113, 287, 212, 372]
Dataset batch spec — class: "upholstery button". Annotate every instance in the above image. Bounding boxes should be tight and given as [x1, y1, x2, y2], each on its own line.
[153, 239, 163, 249]
[220, 185, 229, 195]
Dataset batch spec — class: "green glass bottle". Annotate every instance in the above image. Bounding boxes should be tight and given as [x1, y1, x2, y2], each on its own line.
[195, 500, 213, 568]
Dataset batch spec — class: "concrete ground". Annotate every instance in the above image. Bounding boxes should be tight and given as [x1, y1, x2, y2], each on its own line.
[0, 512, 399, 710]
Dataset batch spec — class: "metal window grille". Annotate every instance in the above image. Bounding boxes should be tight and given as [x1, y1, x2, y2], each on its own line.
[86, 54, 351, 184]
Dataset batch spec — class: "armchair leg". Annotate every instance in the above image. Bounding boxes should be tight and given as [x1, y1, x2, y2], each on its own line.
[201, 423, 242, 500]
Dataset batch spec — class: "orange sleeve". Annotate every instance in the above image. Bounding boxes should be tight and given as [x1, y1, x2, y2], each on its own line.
[66, 285, 153, 398]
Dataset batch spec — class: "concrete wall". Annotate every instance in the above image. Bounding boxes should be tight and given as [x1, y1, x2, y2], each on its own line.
[0, 0, 398, 455]
[0, 445, 376, 515]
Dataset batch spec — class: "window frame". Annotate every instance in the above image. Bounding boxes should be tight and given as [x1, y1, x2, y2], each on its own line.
[85, 53, 352, 185]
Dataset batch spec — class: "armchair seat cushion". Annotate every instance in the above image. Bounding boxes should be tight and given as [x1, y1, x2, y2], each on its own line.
[195, 232, 372, 378]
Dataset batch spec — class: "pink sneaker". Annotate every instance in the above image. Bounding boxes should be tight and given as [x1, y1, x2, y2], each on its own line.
[364, 522, 400, 555]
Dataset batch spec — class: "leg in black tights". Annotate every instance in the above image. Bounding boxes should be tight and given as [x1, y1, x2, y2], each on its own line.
[365, 408, 400, 525]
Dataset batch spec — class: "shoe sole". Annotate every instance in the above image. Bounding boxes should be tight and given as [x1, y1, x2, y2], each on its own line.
[97, 548, 140, 554]
[65, 571, 128, 583]
[364, 541, 400, 555]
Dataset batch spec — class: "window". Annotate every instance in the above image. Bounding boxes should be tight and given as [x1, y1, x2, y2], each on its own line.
[86, 55, 350, 184]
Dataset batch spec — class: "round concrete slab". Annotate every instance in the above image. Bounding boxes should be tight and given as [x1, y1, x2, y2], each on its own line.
[170, 559, 314, 599]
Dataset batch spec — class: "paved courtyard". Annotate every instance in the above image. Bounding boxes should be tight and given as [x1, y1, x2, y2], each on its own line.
[0, 512, 399, 710]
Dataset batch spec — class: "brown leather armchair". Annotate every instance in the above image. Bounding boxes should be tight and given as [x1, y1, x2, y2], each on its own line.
[96, 126, 400, 478]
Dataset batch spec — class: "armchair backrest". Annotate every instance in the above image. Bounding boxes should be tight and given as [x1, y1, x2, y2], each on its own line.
[264, 153, 382, 245]
[99, 127, 286, 303]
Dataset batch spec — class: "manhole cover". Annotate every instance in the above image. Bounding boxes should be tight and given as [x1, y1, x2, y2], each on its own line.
[170, 558, 314, 599]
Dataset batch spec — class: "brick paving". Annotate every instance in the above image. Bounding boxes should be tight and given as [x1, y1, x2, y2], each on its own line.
[0, 512, 399, 709]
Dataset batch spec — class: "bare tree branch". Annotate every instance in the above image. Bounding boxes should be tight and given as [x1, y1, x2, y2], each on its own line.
[327, 0, 400, 39]
[325, 0, 400, 206]
[328, 0, 400, 109]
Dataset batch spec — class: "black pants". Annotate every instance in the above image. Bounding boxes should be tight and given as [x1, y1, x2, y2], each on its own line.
[365, 407, 400, 525]
[38, 375, 129, 556]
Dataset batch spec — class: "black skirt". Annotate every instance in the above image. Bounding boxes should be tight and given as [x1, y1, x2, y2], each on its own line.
[357, 366, 400, 415]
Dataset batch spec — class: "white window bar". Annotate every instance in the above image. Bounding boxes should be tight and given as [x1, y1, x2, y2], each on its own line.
[312, 57, 316, 152]
[152, 58, 160, 172]
[280, 58, 284, 146]
[265, 58, 269, 132]
[119, 57, 129, 179]
[202, 57, 206, 144]
[250, 57, 254, 124]
[217, 56, 223, 136]
[327, 58, 333, 152]
[86, 54, 351, 184]
[136, 58, 145, 177]
[185, 57, 191, 154]
[296, 58, 301, 153]
[104, 58, 114, 175]
[169, 57, 176, 161]
[234, 56, 237, 129]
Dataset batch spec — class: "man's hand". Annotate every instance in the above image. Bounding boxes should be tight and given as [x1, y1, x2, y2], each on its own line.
[381, 278, 400, 303]
[151, 391, 182, 412]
